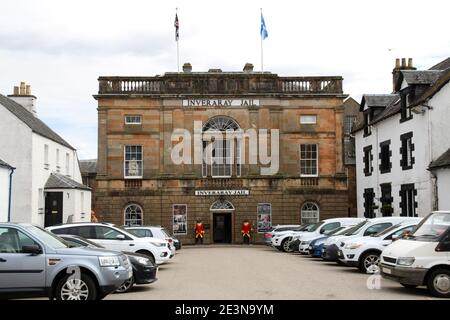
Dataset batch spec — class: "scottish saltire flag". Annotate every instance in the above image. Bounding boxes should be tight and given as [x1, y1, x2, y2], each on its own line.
[260, 13, 268, 40]
[174, 13, 179, 41]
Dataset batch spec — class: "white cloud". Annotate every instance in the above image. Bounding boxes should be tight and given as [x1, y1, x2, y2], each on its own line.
[0, 0, 449, 159]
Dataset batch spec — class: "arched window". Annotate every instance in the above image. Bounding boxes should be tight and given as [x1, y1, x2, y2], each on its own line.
[301, 202, 320, 224]
[124, 204, 143, 226]
[202, 116, 241, 178]
[210, 200, 235, 211]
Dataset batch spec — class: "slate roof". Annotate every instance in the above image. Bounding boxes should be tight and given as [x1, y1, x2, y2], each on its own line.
[410, 69, 450, 108]
[401, 70, 443, 85]
[429, 57, 450, 71]
[45, 172, 91, 190]
[360, 94, 398, 111]
[79, 159, 97, 174]
[0, 159, 14, 169]
[0, 94, 74, 150]
[429, 148, 450, 169]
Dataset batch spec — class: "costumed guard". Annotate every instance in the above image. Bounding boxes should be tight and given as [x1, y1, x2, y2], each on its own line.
[195, 220, 205, 244]
[241, 220, 252, 245]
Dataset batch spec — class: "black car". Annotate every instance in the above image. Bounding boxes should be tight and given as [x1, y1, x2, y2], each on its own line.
[171, 235, 182, 250]
[59, 234, 158, 293]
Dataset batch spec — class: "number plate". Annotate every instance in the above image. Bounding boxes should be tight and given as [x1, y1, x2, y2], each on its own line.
[382, 267, 392, 274]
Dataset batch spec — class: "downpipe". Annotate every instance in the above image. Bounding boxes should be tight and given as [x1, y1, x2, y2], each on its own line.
[7, 167, 15, 222]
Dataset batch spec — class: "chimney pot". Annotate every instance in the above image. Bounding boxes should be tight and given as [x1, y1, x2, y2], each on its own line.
[243, 63, 254, 73]
[408, 58, 413, 68]
[26, 85, 31, 95]
[182, 63, 192, 73]
[13, 86, 19, 95]
[401, 58, 407, 68]
[19, 82, 26, 95]
[395, 58, 400, 69]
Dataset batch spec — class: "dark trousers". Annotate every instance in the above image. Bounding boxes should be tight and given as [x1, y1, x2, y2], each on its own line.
[195, 236, 203, 244]
[243, 235, 250, 245]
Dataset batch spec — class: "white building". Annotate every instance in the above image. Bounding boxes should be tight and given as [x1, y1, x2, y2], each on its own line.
[0, 82, 91, 227]
[354, 57, 450, 218]
[0, 159, 15, 222]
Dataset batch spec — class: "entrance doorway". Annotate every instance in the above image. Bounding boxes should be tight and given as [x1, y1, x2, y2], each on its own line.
[213, 213, 232, 243]
[45, 192, 63, 227]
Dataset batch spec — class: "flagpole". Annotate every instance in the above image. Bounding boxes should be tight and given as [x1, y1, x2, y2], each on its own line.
[176, 8, 180, 73]
[260, 8, 264, 73]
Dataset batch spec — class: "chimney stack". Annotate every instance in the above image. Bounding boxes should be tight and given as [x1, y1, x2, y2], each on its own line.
[392, 57, 417, 92]
[182, 63, 192, 73]
[7, 82, 38, 116]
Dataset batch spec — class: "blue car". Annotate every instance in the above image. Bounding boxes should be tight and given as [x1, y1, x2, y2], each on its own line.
[308, 236, 328, 257]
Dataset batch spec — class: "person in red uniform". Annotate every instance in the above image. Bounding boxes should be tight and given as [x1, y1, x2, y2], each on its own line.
[194, 219, 205, 244]
[241, 220, 252, 245]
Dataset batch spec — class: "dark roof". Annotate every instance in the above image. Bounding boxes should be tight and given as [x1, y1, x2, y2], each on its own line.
[371, 98, 401, 126]
[79, 159, 97, 174]
[360, 94, 398, 111]
[429, 57, 450, 71]
[0, 94, 74, 150]
[410, 69, 450, 108]
[0, 159, 14, 169]
[429, 148, 450, 169]
[45, 172, 91, 190]
[401, 70, 443, 85]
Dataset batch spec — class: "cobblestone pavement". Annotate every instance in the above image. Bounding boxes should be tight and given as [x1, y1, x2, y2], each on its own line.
[107, 245, 439, 300]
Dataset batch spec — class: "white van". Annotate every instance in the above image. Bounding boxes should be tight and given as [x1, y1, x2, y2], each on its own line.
[380, 211, 450, 298]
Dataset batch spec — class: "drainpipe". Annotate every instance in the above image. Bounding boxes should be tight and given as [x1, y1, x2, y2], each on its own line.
[7, 167, 15, 222]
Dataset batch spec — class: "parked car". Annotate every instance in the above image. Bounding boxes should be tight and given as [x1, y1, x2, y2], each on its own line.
[263, 224, 302, 246]
[47, 223, 171, 265]
[307, 225, 355, 257]
[125, 226, 176, 257]
[296, 218, 364, 254]
[0, 223, 132, 300]
[322, 217, 416, 263]
[380, 211, 450, 298]
[272, 218, 362, 253]
[59, 234, 158, 293]
[171, 235, 182, 250]
[338, 219, 421, 273]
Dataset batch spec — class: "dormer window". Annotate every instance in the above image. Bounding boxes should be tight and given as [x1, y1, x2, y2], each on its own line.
[400, 92, 412, 122]
[363, 111, 371, 137]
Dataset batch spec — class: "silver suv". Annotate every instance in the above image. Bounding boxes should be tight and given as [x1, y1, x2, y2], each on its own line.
[0, 223, 132, 300]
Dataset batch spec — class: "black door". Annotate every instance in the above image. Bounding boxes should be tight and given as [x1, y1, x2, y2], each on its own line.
[213, 213, 231, 243]
[45, 192, 63, 227]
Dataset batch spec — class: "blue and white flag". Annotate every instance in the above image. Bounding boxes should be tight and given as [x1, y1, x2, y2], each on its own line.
[260, 13, 268, 40]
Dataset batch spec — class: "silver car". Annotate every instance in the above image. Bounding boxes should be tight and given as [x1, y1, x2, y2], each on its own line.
[0, 223, 132, 300]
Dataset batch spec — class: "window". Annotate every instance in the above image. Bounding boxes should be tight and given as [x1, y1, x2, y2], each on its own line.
[363, 188, 375, 218]
[385, 225, 415, 240]
[95, 226, 128, 240]
[56, 148, 60, 172]
[363, 146, 373, 176]
[344, 116, 356, 135]
[124, 145, 143, 178]
[363, 112, 371, 137]
[0, 227, 38, 253]
[125, 115, 142, 125]
[400, 184, 417, 217]
[128, 229, 153, 238]
[400, 92, 412, 122]
[300, 115, 317, 125]
[124, 204, 143, 226]
[300, 144, 318, 177]
[400, 132, 414, 170]
[320, 222, 341, 234]
[379, 140, 392, 174]
[212, 139, 232, 177]
[44, 144, 49, 168]
[380, 183, 393, 217]
[364, 223, 392, 236]
[301, 202, 320, 224]
[65, 153, 70, 175]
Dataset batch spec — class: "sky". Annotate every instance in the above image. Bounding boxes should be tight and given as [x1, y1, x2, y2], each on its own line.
[0, 0, 449, 159]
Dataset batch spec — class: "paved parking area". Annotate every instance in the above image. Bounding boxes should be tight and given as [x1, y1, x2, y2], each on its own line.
[107, 245, 439, 300]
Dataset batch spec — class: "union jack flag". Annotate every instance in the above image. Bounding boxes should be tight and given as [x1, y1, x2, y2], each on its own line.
[174, 13, 179, 41]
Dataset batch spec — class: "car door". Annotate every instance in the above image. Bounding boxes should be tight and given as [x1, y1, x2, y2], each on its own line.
[94, 226, 136, 252]
[0, 227, 46, 290]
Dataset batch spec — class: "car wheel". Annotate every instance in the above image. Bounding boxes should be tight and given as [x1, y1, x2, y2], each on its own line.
[281, 239, 292, 253]
[400, 283, 418, 289]
[116, 276, 134, 293]
[55, 273, 97, 300]
[359, 252, 381, 274]
[427, 269, 450, 298]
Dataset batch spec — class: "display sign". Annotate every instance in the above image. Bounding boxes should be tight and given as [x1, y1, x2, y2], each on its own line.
[173, 204, 187, 235]
[195, 189, 249, 196]
[183, 99, 259, 108]
[257, 203, 272, 233]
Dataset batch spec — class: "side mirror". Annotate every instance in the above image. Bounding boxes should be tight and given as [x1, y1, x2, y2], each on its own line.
[116, 234, 126, 240]
[22, 245, 42, 255]
[391, 234, 400, 241]
[319, 229, 325, 234]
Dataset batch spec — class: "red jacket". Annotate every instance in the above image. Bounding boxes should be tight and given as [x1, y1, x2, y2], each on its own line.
[195, 223, 205, 238]
[241, 222, 252, 237]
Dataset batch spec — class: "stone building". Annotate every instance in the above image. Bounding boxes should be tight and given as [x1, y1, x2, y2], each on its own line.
[93, 63, 350, 244]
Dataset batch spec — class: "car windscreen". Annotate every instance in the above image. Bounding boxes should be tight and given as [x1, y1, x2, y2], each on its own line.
[69, 236, 104, 248]
[161, 228, 171, 238]
[308, 221, 325, 232]
[324, 226, 345, 236]
[25, 225, 68, 249]
[372, 224, 402, 237]
[411, 212, 450, 241]
[346, 220, 369, 236]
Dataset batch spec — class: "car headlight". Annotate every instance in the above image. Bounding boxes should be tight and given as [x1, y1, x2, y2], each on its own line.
[397, 257, 415, 266]
[134, 256, 150, 265]
[344, 243, 362, 250]
[301, 241, 310, 245]
[99, 256, 120, 267]
[149, 241, 166, 247]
